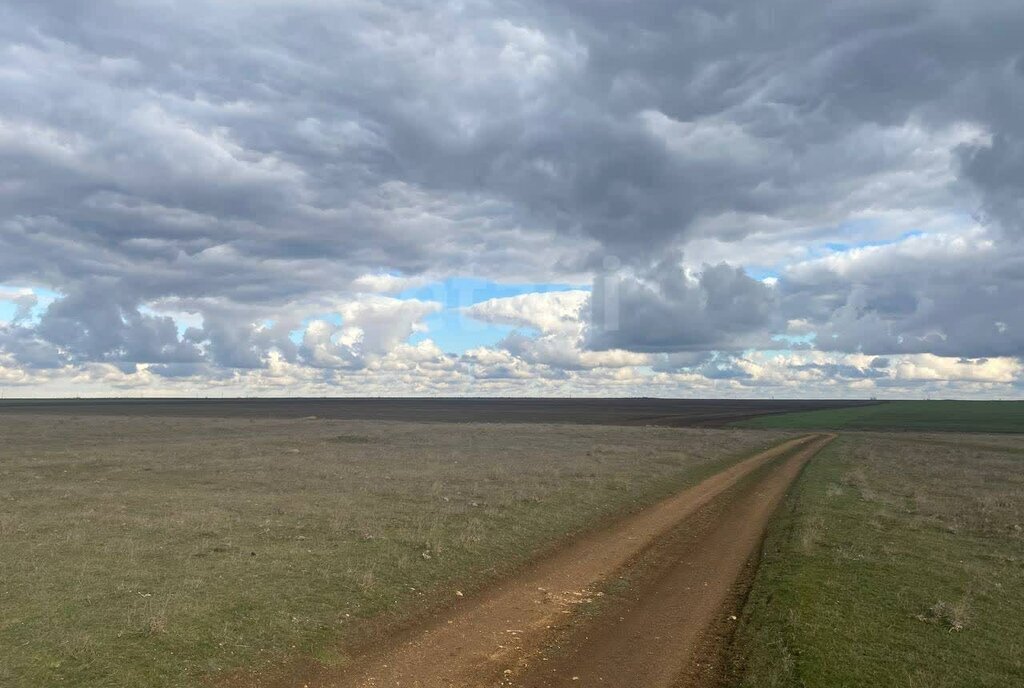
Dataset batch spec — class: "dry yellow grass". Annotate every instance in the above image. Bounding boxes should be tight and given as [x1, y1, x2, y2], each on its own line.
[0, 413, 784, 687]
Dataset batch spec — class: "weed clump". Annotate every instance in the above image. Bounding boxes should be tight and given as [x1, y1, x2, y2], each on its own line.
[916, 599, 970, 632]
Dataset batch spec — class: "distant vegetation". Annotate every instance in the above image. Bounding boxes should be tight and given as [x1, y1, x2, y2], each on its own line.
[736, 400, 1024, 433]
[729, 433, 1024, 685]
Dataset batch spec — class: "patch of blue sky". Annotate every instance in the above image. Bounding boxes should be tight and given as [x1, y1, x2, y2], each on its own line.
[0, 300, 15, 323]
[408, 319, 548, 354]
[823, 230, 924, 253]
[281, 278, 584, 351]
[751, 346, 812, 359]
[16, 285, 62, 300]
[771, 332, 816, 346]
[0, 285, 61, 324]
[398, 277, 585, 307]
[738, 223, 933, 283]
[740, 225, 931, 288]
[401, 277, 587, 355]
[743, 267, 781, 282]
[810, 217, 927, 258]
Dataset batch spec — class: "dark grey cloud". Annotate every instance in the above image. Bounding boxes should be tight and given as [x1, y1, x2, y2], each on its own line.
[588, 259, 778, 352]
[0, 325, 64, 369]
[0, 0, 1022, 387]
[36, 293, 201, 366]
[960, 134, 1024, 236]
[695, 354, 753, 381]
[781, 230, 1024, 357]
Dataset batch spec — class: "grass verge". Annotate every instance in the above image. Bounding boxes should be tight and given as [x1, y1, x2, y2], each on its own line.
[728, 432, 1024, 687]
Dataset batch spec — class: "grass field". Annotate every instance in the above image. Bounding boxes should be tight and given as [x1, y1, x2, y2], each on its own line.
[730, 432, 1024, 686]
[0, 413, 783, 687]
[737, 400, 1024, 433]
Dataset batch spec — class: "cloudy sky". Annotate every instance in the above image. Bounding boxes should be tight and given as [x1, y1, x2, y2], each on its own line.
[1, 0, 1022, 398]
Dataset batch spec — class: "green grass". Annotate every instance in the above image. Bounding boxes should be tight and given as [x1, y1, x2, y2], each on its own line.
[0, 413, 785, 687]
[737, 400, 1024, 433]
[730, 432, 1024, 687]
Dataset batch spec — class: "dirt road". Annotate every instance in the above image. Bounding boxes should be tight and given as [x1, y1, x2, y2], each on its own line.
[513, 434, 834, 688]
[268, 434, 832, 688]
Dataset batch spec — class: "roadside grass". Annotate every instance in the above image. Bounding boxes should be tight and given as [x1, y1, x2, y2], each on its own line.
[0, 413, 785, 688]
[729, 433, 1024, 687]
[735, 400, 1024, 433]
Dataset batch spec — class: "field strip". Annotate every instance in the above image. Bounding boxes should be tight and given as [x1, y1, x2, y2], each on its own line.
[266, 434, 829, 688]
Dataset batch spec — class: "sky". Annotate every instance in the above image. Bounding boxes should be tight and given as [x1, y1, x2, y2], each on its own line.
[1, 0, 1023, 399]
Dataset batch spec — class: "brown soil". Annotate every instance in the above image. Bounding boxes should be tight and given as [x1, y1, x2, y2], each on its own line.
[261, 433, 832, 688]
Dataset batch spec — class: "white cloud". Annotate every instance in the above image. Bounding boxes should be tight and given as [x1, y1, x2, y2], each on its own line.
[298, 296, 441, 369]
[465, 291, 588, 335]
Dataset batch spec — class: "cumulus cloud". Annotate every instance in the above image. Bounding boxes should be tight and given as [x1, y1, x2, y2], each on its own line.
[466, 291, 588, 336]
[0, 0, 1022, 396]
[589, 259, 778, 353]
[781, 228, 1024, 357]
[299, 297, 441, 369]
